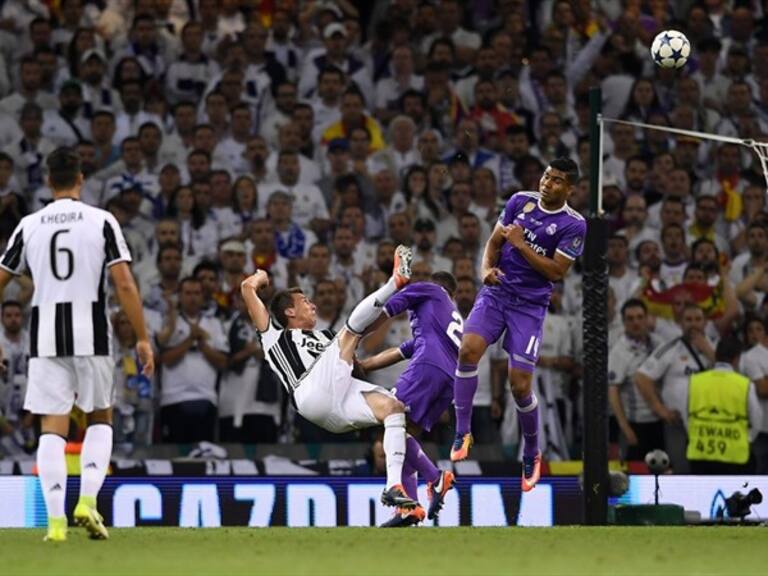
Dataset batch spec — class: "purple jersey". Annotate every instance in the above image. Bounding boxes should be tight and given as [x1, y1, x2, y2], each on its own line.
[498, 191, 586, 304]
[384, 282, 461, 376]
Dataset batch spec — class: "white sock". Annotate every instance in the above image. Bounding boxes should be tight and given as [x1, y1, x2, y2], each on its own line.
[37, 434, 67, 518]
[383, 412, 406, 489]
[346, 277, 398, 334]
[79, 424, 113, 501]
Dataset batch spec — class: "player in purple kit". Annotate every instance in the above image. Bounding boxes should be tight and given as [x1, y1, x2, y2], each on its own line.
[451, 157, 586, 492]
[359, 272, 460, 527]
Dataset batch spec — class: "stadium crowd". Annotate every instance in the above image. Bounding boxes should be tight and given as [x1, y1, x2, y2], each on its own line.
[0, 0, 767, 475]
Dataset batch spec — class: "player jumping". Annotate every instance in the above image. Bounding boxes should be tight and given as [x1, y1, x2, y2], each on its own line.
[451, 157, 586, 492]
[359, 272, 460, 527]
[240, 246, 432, 510]
[0, 147, 154, 541]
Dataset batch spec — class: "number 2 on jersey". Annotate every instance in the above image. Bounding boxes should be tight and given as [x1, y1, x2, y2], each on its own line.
[50, 229, 74, 280]
[446, 310, 464, 347]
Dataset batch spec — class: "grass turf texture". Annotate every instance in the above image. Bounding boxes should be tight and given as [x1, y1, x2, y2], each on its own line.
[1, 526, 766, 576]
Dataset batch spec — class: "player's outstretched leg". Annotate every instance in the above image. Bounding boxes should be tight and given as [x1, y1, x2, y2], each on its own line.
[346, 245, 412, 335]
[74, 421, 112, 539]
[404, 435, 455, 520]
[511, 370, 542, 491]
[364, 392, 418, 510]
[380, 461, 426, 528]
[37, 430, 68, 542]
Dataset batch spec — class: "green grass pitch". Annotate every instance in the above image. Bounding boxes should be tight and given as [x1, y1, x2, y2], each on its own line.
[1, 526, 766, 576]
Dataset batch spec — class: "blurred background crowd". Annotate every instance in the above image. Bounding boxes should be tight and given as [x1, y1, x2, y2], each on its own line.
[0, 0, 767, 474]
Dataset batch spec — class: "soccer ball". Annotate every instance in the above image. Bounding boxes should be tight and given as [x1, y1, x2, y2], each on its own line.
[644, 449, 670, 473]
[650, 30, 690, 69]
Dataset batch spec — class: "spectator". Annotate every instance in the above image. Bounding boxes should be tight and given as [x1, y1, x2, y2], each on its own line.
[219, 290, 280, 443]
[608, 299, 663, 461]
[159, 277, 228, 443]
[636, 303, 715, 473]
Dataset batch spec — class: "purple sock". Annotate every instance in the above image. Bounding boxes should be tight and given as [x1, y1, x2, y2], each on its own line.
[453, 363, 478, 436]
[405, 435, 440, 484]
[401, 461, 418, 500]
[516, 393, 540, 458]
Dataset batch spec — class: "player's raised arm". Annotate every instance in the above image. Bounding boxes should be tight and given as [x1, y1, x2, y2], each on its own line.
[110, 262, 154, 376]
[240, 270, 271, 332]
[358, 342, 411, 373]
[480, 223, 507, 285]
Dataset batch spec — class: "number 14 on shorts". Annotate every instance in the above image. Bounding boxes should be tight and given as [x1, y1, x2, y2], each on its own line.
[525, 336, 540, 356]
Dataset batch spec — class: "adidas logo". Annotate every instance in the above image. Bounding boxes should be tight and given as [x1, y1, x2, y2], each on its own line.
[50, 483, 62, 492]
[373, 299, 384, 308]
[84, 462, 98, 470]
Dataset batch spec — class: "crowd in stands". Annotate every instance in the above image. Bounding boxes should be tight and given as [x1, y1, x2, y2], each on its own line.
[0, 0, 767, 475]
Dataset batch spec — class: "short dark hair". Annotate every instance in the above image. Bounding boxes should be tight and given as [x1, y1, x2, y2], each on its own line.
[156, 242, 182, 262]
[179, 276, 202, 292]
[270, 287, 304, 328]
[621, 298, 647, 317]
[1, 300, 22, 312]
[46, 147, 81, 190]
[715, 338, 742, 364]
[193, 260, 219, 277]
[431, 271, 458, 296]
[548, 157, 579, 185]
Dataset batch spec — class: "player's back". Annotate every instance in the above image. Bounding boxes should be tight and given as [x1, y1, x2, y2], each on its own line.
[384, 282, 462, 376]
[1, 198, 132, 357]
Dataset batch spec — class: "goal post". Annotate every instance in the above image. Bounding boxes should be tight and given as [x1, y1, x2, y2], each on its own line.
[582, 86, 609, 525]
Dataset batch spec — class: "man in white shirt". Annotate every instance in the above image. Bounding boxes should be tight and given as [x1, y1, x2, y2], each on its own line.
[609, 299, 663, 461]
[159, 277, 228, 443]
[635, 303, 715, 473]
[258, 150, 329, 235]
[740, 316, 768, 473]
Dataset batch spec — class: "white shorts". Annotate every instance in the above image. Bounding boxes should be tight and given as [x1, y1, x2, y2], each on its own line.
[24, 356, 116, 415]
[294, 339, 394, 433]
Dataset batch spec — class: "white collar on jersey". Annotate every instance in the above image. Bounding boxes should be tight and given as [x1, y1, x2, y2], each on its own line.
[537, 198, 567, 214]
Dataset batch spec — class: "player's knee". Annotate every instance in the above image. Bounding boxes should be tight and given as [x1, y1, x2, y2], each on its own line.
[458, 341, 482, 364]
[509, 373, 533, 398]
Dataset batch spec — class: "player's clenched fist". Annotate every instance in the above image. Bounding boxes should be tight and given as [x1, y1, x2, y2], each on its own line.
[241, 269, 269, 291]
[502, 224, 525, 249]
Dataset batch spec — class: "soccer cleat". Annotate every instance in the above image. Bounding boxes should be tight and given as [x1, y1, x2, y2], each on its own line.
[380, 505, 426, 528]
[521, 451, 542, 492]
[43, 516, 67, 542]
[381, 484, 418, 509]
[426, 470, 455, 520]
[74, 500, 109, 540]
[392, 245, 413, 289]
[450, 433, 473, 462]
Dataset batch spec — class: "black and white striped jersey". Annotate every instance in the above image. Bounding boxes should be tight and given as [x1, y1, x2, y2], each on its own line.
[259, 318, 335, 393]
[0, 197, 132, 357]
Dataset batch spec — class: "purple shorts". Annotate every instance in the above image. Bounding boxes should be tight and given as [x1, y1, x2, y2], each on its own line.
[394, 362, 454, 432]
[463, 286, 547, 373]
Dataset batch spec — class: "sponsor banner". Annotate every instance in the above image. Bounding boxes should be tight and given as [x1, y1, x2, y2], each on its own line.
[0, 477, 580, 528]
[3, 476, 764, 527]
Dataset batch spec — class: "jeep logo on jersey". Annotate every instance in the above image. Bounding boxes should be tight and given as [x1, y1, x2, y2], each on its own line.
[546, 223, 558, 235]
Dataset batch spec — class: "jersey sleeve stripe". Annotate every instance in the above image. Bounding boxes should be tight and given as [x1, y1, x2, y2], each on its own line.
[555, 248, 576, 260]
[1, 229, 24, 273]
[103, 219, 126, 266]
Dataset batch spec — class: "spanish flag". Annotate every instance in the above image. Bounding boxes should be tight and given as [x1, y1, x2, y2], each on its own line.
[719, 179, 743, 222]
[642, 281, 725, 320]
